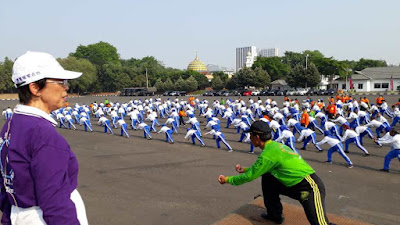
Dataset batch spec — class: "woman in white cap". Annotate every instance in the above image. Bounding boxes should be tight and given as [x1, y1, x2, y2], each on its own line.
[0, 51, 88, 224]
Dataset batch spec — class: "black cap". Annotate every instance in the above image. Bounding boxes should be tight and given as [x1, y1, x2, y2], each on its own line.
[244, 120, 271, 134]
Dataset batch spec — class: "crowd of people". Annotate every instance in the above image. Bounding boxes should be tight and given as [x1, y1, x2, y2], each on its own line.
[4, 94, 399, 172]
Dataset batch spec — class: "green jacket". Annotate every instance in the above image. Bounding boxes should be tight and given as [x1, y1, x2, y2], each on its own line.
[227, 140, 314, 187]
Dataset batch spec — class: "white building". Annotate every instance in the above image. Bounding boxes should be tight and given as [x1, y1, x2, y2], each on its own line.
[236, 46, 257, 72]
[332, 67, 400, 92]
[259, 48, 279, 57]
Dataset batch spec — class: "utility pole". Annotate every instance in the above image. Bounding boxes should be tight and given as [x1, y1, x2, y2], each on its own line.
[145, 68, 149, 89]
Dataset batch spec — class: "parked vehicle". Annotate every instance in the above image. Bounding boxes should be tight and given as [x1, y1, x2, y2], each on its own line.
[242, 90, 252, 96]
[203, 91, 216, 96]
[325, 89, 337, 96]
[268, 89, 279, 96]
[229, 90, 242, 96]
[163, 91, 172, 96]
[260, 89, 269, 96]
[316, 89, 327, 95]
[251, 90, 261, 96]
[296, 88, 308, 96]
[179, 91, 187, 96]
[286, 89, 296, 96]
[170, 91, 181, 96]
[276, 90, 287, 96]
[306, 88, 318, 96]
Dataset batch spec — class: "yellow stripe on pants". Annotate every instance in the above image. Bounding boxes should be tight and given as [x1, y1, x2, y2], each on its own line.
[305, 175, 328, 225]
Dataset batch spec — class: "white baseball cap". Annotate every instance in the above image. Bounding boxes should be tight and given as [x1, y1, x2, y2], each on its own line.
[12, 51, 82, 87]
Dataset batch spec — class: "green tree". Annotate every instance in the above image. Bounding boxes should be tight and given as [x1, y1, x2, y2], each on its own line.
[252, 56, 290, 81]
[70, 41, 120, 66]
[192, 73, 209, 89]
[0, 57, 14, 93]
[57, 57, 97, 94]
[236, 67, 256, 88]
[174, 77, 186, 90]
[282, 51, 305, 67]
[253, 67, 271, 88]
[164, 78, 174, 90]
[226, 76, 238, 90]
[185, 76, 198, 92]
[212, 71, 228, 87]
[354, 58, 387, 71]
[154, 78, 165, 92]
[211, 76, 224, 90]
[286, 63, 321, 88]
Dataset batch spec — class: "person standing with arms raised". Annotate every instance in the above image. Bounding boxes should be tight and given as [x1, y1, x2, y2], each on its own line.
[0, 52, 88, 225]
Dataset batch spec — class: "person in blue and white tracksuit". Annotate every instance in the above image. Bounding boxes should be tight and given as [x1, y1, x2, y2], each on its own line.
[184, 128, 205, 146]
[3, 107, 13, 120]
[158, 124, 174, 143]
[390, 107, 400, 127]
[341, 125, 369, 156]
[331, 114, 350, 136]
[366, 117, 390, 138]
[205, 129, 233, 152]
[355, 125, 374, 145]
[316, 131, 353, 168]
[127, 108, 140, 130]
[116, 117, 129, 138]
[286, 116, 302, 135]
[346, 109, 360, 129]
[64, 113, 77, 130]
[56, 112, 68, 129]
[274, 125, 299, 154]
[375, 129, 400, 172]
[79, 116, 93, 132]
[269, 120, 282, 140]
[324, 121, 342, 141]
[110, 108, 119, 128]
[186, 117, 201, 135]
[145, 110, 159, 132]
[98, 114, 114, 134]
[137, 122, 152, 139]
[297, 127, 322, 152]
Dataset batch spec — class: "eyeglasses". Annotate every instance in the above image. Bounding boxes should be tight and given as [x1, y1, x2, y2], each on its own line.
[46, 80, 69, 88]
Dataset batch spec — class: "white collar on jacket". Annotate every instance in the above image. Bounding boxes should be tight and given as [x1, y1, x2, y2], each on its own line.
[14, 104, 57, 126]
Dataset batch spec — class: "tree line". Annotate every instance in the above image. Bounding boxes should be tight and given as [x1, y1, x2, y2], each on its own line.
[0, 42, 390, 93]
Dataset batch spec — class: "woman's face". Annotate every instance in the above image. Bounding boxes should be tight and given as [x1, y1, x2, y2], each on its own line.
[39, 79, 68, 113]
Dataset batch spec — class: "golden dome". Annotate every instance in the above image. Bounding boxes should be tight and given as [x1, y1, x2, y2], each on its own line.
[187, 53, 208, 72]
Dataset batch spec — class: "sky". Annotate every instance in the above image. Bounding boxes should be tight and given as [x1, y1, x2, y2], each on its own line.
[1, 0, 400, 70]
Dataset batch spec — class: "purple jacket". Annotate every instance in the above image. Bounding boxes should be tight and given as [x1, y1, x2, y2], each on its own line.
[0, 112, 79, 224]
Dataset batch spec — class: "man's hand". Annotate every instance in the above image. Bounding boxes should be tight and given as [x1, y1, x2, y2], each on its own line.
[236, 164, 245, 173]
[218, 175, 226, 184]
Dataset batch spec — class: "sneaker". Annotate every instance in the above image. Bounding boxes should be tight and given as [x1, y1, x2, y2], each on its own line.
[364, 153, 370, 157]
[347, 164, 353, 168]
[248, 151, 254, 154]
[325, 161, 332, 164]
[227, 149, 233, 152]
[344, 150, 350, 153]
[317, 150, 323, 153]
[261, 213, 284, 224]
[300, 147, 306, 150]
[380, 169, 389, 172]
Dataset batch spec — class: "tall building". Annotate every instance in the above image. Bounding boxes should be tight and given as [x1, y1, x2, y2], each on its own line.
[236, 46, 257, 72]
[259, 48, 279, 57]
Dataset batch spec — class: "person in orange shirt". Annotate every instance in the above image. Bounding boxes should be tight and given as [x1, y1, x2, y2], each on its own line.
[300, 108, 310, 128]
[376, 95, 384, 106]
[326, 102, 337, 119]
[178, 109, 187, 126]
[392, 98, 400, 108]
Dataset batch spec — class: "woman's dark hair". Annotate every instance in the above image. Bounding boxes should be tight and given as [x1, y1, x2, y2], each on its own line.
[17, 79, 47, 104]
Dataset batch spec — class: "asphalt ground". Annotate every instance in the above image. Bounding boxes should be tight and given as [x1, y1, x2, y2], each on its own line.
[1, 95, 400, 225]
